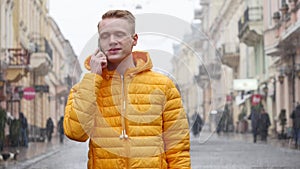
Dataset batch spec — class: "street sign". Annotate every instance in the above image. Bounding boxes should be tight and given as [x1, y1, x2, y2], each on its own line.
[233, 79, 258, 91]
[34, 85, 49, 93]
[23, 87, 35, 100]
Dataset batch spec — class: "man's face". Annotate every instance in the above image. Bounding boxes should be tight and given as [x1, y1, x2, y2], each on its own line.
[98, 18, 137, 64]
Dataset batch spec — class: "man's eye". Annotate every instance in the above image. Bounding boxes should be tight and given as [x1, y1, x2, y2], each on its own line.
[115, 32, 126, 38]
[100, 34, 109, 39]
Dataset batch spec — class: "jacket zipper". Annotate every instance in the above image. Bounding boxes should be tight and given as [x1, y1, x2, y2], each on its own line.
[120, 74, 130, 169]
[120, 74, 128, 139]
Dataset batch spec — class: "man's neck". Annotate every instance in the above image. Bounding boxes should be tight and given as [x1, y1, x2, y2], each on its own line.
[108, 54, 135, 75]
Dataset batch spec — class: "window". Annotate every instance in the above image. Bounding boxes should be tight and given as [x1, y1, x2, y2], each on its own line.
[268, 0, 272, 27]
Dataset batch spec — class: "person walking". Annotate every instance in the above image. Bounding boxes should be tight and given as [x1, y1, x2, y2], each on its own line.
[0, 108, 6, 151]
[278, 109, 287, 139]
[63, 10, 191, 169]
[248, 106, 261, 143]
[19, 112, 28, 147]
[290, 104, 300, 148]
[192, 112, 203, 137]
[259, 109, 271, 141]
[57, 116, 64, 143]
[46, 117, 54, 142]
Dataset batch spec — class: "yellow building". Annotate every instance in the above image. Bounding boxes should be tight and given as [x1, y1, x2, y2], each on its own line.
[0, 0, 81, 141]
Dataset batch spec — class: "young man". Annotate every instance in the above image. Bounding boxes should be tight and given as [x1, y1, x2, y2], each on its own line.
[64, 10, 191, 169]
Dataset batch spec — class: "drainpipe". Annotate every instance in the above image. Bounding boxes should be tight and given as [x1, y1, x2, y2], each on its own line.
[292, 52, 296, 110]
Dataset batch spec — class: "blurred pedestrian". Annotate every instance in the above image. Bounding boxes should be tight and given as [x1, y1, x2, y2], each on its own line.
[290, 104, 300, 148]
[46, 117, 54, 142]
[192, 112, 203, 137]
[57, 116, 64, 143]
[238, 104, 247, 133]
[248, 105, 261, 143]
[0, 108, 6, 151]
[19, 112, 28, 147]
[216, 110, 225, 135]
[260, 109, 271, 141]
[278, 109, 287, 139]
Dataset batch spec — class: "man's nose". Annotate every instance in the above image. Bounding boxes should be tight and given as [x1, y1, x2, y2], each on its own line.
[109, 34, 118, 43]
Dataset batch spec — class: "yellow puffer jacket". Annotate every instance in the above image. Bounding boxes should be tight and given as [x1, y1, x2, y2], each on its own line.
[64, 51, 191, 169]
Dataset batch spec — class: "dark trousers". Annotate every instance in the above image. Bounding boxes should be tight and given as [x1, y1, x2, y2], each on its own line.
[260, 130, 268, 141]
[294, 128, 300, 147]
[21, 129, 28, 147]
[252, 126, 258, 143]
[0, 140, 4, 151]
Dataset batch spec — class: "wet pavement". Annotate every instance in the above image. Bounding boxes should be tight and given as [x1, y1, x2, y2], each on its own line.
[191, 132, 300, 169]
[0, 132, 299, 169]
[0, 135, 68, 169]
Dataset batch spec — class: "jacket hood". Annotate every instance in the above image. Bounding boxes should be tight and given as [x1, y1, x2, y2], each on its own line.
[84, 51, 153, 77]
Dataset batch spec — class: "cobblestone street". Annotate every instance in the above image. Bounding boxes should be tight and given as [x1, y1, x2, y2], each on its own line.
[191, 132, 300, 169]
[2, 132, 299, 169]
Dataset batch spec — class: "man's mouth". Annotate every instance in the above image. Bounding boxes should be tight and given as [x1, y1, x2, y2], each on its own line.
[108, 48, 121, 52]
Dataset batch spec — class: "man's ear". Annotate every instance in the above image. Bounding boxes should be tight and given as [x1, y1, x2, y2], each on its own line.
[132, 34, 138, 46]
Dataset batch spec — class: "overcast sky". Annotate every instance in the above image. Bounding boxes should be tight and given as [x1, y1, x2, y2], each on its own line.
[49, 0, 199, 72]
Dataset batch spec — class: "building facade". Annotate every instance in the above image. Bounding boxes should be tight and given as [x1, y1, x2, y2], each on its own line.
[264, 0, 300, 131]
[0, 0, 82, 141]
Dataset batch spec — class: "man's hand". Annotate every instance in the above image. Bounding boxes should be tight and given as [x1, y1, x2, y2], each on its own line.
[90, 49, 107, 75]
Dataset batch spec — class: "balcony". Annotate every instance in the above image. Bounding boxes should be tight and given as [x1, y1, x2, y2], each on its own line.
[5, 48, 30, 82]
[30, 37, 53, 76]
[238, 7, 263, 46]
[220, 43, 240, 68]
[264, 27, 281, 56]
[195, 63, 222, 88]
[265, 1, 300, 56]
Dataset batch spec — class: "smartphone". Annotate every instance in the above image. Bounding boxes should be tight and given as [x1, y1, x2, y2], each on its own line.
[98, 37, 108, 68]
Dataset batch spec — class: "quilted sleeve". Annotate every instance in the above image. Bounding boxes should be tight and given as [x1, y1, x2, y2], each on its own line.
[64, 73, 102, 142]
[163, 78, 191, 169]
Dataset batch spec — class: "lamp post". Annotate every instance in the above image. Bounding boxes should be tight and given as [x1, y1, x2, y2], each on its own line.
[278, 74, 284, 84]
[272, 11, 281, 24]
[194, 68, 209, 123]
[280, 3, 289, 18]
[263, 83, 268, 101]
[278, 53, 299, 111]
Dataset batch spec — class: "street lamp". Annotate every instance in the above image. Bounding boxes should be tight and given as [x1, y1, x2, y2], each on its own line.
[278, 67, 285, 84]
[280, 3, 289, 15]
[279, 54, 299, 110]
[263, 83, 268, 95]
[278, 74, 284, 84]
[272, 11, 281, 24]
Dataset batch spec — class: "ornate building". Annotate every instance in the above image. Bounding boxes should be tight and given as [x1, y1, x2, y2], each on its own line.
[0, 0, 82, 140]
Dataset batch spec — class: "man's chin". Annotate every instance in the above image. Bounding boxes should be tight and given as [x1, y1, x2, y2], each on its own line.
[107, 55, 123, 63]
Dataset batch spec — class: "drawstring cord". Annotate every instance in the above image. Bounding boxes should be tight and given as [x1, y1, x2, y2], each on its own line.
[119, 129, 128, 139]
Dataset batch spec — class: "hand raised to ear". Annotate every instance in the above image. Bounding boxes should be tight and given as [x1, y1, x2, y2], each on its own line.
[90, 48, 107, 75]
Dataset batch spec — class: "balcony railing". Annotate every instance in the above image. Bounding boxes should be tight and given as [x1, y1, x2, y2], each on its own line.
[238, 6, 263, 37]
[222, 43, 239, 56]
[221, 43, 240, 68]
[31, 37, 53, 60]
[197, 63, 222, 80]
